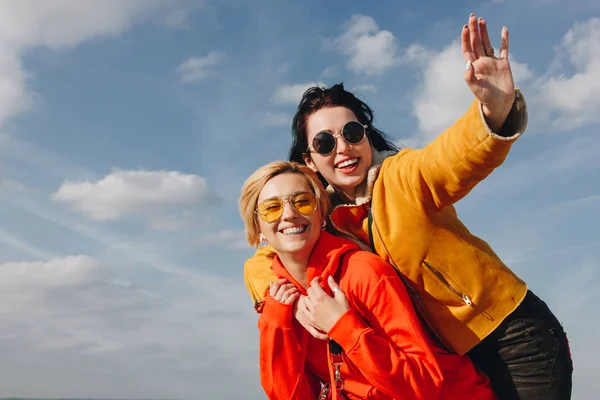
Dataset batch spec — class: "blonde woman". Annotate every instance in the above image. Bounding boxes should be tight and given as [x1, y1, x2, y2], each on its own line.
[240, 161, 495, 400]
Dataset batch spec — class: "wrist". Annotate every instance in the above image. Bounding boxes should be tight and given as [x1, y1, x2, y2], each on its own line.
[482, 100, 513, 133]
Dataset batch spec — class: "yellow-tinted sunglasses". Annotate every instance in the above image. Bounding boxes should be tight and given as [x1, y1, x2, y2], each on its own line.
[256, 191, 318, 223]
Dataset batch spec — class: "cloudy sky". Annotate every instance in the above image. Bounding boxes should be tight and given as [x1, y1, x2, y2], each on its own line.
[0, 0, 598, 398]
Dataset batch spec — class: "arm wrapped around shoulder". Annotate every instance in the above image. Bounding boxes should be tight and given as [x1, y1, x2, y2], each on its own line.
[244, 245, 278, 313]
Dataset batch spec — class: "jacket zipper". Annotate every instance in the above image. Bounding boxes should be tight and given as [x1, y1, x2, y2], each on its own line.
[423, 261, 473, 306]
[369, 208, 455, 353]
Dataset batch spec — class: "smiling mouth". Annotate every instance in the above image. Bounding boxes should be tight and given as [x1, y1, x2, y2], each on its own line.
[335, 158, 359, 168]
[280, 226, 307, 235]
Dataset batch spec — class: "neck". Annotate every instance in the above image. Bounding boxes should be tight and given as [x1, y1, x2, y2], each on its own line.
[279, 252, 311, 288]
[335, 186, 356, 204]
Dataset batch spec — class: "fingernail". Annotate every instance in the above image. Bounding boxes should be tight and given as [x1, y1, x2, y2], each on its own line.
[478, 17, 483, 22]
[463, 24, 468, 29]
[470, 13, 474, 17]
[503, 26, 507, 30]
[465, 60, 472, 71]
[269, 281, 273, 287]
[328, 275, 334, 281]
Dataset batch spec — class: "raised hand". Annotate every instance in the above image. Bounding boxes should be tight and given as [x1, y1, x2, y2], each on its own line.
[462, 14, 515, 133]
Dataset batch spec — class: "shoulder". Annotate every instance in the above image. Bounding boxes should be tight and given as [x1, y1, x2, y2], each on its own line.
[342, 250, 398, 281]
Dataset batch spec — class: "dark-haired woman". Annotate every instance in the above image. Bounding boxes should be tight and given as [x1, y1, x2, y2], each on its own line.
[244, 14, 573, 399]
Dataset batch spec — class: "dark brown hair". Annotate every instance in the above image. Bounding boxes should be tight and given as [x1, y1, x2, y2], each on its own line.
[288, 83, 399, 172]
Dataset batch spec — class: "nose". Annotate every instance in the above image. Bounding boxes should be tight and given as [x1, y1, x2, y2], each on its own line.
[280, 200, 299, 220]
[335, 134, 351, 154]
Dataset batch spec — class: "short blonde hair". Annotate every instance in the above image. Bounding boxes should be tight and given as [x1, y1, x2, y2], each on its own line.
[239, 161, 331, 247]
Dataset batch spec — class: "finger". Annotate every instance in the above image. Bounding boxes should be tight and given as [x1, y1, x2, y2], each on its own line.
[461, 24, 475, 63]
[469, 14, 485, 58]
[269, 280, 284, 297]
[281, 286, 299, 303]
[277, 283, 296, 299]
[464, 58, 477, 88]
[327, 276, 343, 298]
[307, 326, 329, 340]
[284, 292, 300, 305]
[479, 18, 494, 58]
[309, 277, 322, 289]
[309, 277, 327, 296]
[499, 26, 509, 59]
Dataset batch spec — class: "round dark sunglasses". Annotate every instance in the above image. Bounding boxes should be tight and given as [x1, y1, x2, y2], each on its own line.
[307, 121, 368, 156]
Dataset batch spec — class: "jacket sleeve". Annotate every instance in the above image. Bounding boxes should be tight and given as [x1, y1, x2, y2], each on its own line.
[259, 295, 321, 399]
[244, 245, 278, 311]
[384, 90, 527, 214]
[328, 270, 443, 400]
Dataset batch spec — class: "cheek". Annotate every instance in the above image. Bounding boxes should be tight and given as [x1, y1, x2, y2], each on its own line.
[314, 155, 335, 172]
[258, 219, 272, 235]
[361, 144, 373, 166]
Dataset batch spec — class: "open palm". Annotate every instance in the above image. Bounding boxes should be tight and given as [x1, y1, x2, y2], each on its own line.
[462, 14, 515, 133]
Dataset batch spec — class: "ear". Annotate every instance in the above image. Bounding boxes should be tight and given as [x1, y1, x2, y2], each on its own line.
[302, 152, 319, 173]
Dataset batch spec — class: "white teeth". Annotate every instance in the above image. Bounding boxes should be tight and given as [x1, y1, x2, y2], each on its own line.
[282, 226, 306, 235]
[337, 159, 358, 168]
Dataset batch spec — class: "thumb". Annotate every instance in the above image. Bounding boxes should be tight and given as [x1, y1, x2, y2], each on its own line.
[464, 60, 478, 90]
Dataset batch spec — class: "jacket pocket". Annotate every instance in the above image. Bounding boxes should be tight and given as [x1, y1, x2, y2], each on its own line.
[423, 260, 474, 307]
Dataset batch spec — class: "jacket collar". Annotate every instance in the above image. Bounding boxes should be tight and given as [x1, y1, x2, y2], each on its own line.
[271, 231, 359, 295]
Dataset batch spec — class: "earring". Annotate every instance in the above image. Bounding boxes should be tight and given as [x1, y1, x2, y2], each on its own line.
[259, 234, 268, 246]
[321, 221, 327, 231]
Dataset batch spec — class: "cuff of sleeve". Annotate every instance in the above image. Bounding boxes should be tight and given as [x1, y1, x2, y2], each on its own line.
[261, 295, 294, 328]
[479, 89, 528, 140]
[327, 308, 369, 352]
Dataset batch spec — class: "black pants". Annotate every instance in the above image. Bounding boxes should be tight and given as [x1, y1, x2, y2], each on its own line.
[468, 290, 573, 399]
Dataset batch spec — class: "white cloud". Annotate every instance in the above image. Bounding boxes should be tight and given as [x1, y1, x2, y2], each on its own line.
[177, 51, 225, 83]
[411, 41, 532, 143]
[320, 65, 339, 78]
[0, 255, 101, 291]
[331, 15, 398, 75]
[0, 253, 261, 398]
[201, 229, 249, 250]
[0, 0, 197, 130]
[52, 169, 219, 222]
[536, 18, 600, 129]
[271, 81, 325, 104]
[402, 43, 435, 66]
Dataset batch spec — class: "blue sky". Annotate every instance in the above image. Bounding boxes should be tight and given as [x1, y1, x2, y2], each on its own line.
[0, 0, 598, 398]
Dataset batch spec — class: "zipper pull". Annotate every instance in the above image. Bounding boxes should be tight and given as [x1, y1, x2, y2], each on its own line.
[462, 294, 473, 306]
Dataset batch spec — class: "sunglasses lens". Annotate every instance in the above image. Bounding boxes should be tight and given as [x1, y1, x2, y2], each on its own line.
[342, 121, 365, 144]
[257, 199, 283, 223]
[290, 192, 317, 216]
[312, 131, 336, 155]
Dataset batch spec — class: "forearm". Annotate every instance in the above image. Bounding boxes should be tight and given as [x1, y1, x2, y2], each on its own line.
[244, 245, 278, 312]
[259, 298, 319, 399]
[388, 89, 527, 212]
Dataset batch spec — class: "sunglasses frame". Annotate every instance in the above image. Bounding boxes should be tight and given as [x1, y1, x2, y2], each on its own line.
[307, 121, 368, 156]
[255, 191, 319, 223]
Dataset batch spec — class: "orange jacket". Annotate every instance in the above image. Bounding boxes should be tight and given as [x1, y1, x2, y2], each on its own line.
[259, 232, 495, 400]
[247, 92, 529, 355]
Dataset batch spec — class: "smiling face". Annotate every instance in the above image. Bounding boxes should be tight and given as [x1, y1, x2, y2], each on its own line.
[303, 106, 373, 201]
[257, 172, 322, 261]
